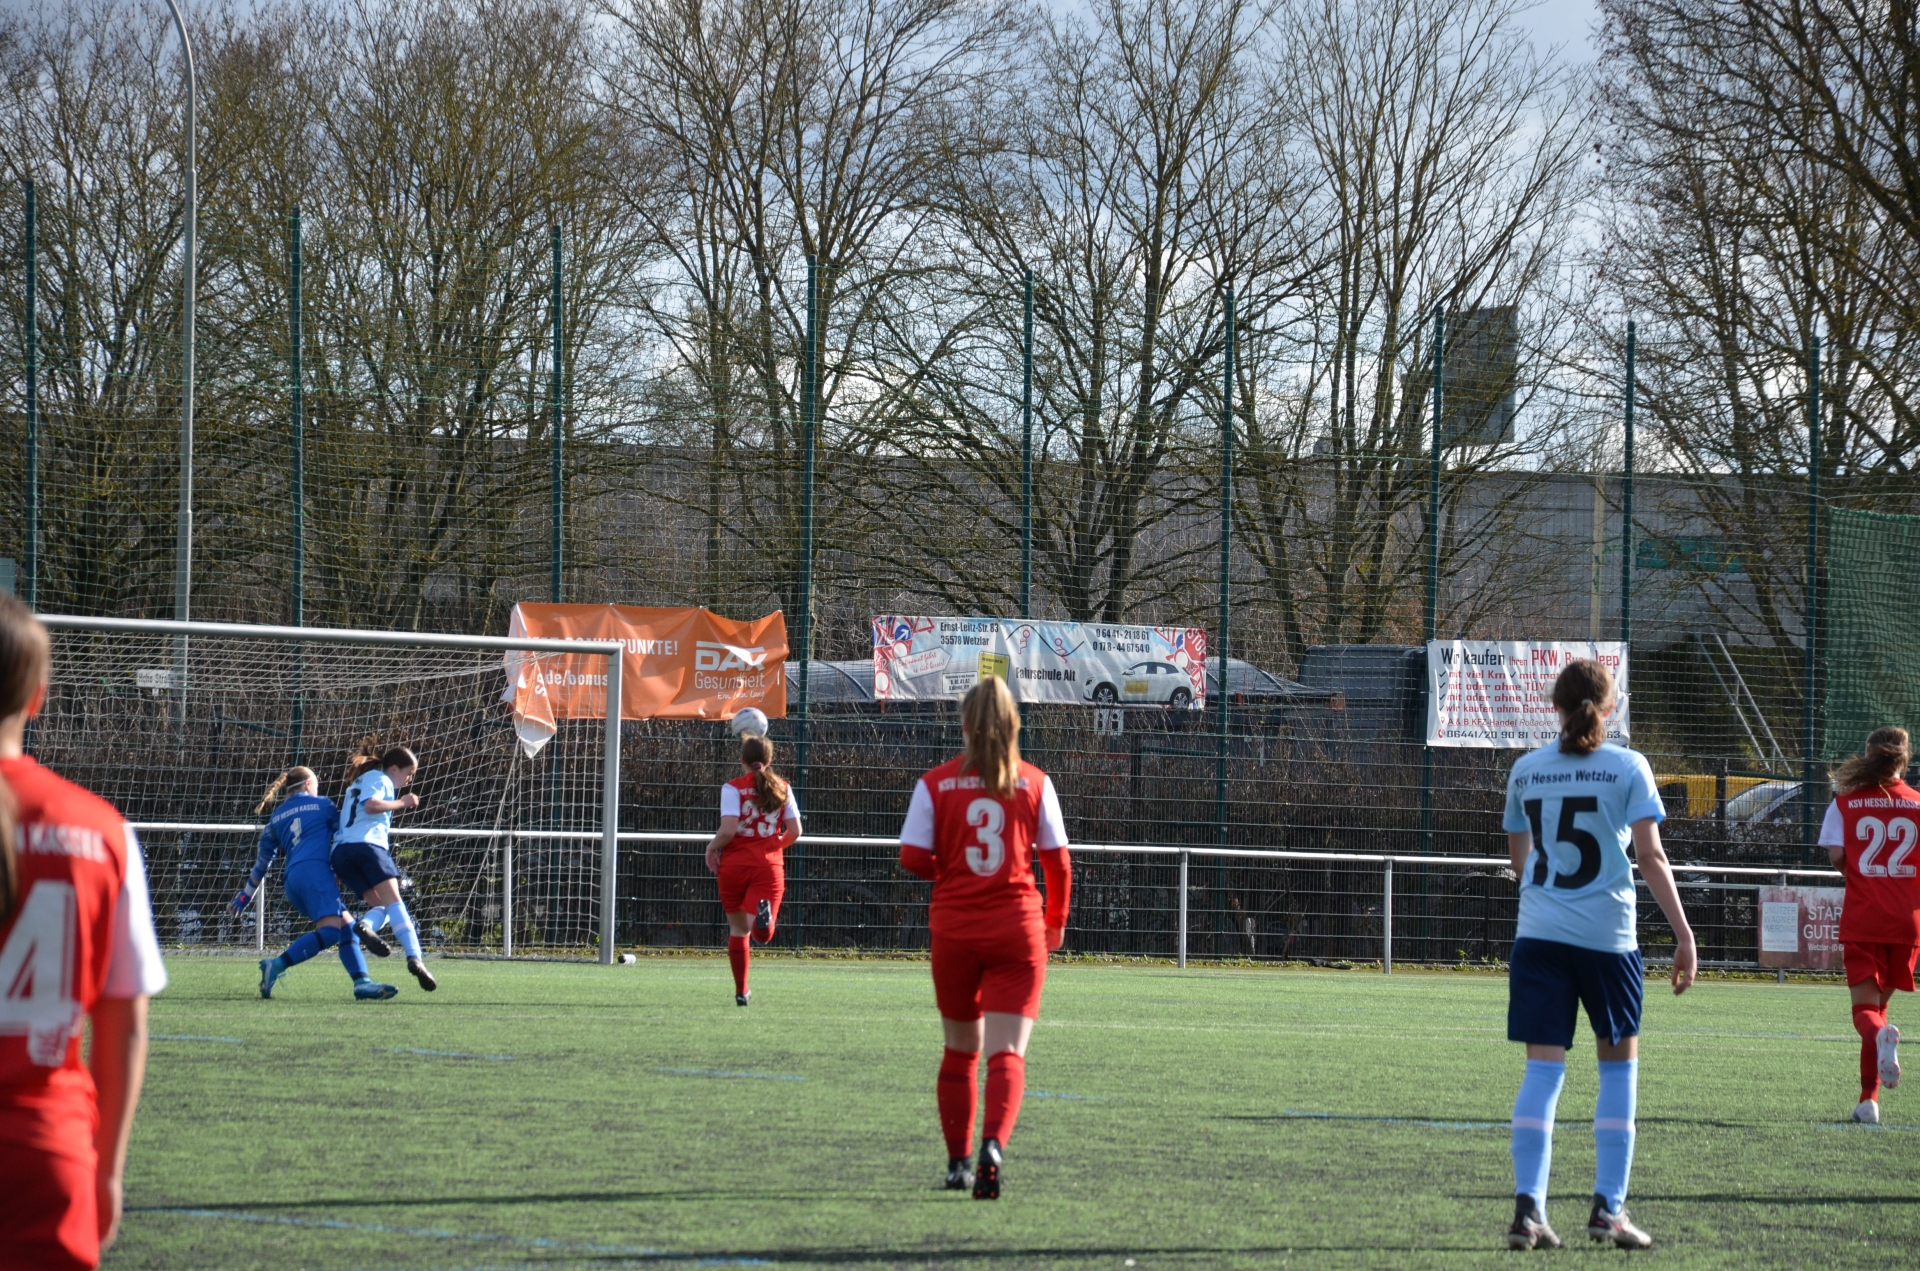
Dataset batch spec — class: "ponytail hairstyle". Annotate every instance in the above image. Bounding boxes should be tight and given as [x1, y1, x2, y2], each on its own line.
[1550, 658, 1614, 756]
[960, 676, 1022, 797]
[347, 736, 418, 780]
[255, 766, 318, 816]
[0, 774, 16, 925]
[1831, 726, 1912, 795]
[739, 735, 790, 815]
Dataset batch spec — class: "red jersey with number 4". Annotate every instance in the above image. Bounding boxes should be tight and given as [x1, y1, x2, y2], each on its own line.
[721, 774, 798, 861]
[1824, 781, 1920, 944]
[903, 757, 1066, 941]
[0, 756, 139, 1159]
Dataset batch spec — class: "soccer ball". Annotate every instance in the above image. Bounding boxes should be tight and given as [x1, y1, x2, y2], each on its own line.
[729, 707, 769, 738]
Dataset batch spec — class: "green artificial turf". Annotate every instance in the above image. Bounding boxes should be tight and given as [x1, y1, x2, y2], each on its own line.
[110, 954, 1919, 1270]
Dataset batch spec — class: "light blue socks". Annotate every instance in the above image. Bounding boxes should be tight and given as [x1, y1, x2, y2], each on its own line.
[386, 899, 424, 960]
[1511, 1059, 1566, 1208]
[1594, 1058, 1639, 1213]
[360, 903, 388, 933]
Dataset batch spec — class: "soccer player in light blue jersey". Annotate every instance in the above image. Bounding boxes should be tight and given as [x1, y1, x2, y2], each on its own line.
[1500, 658, 1696, 1252]
[233, 766, 399, 1001]
[332, 741, 437, 993]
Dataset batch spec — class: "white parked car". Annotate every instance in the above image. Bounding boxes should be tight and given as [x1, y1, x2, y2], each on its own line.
[1087, 661, 1195, 709]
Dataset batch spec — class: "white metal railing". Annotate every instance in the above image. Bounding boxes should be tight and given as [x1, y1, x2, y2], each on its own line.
[128, 824, 1841, 968]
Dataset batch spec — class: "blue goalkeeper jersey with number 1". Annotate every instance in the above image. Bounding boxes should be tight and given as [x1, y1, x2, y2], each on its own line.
[249, 792, 339, 886]
[1502, 741, 1666, 954]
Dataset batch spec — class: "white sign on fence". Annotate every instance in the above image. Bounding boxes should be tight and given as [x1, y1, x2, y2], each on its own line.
[873, 615, 1207, 708]
[1426, 640, 1628, 748]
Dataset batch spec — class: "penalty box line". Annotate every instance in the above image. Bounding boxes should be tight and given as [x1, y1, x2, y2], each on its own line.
[127, 1207, 770, 1265]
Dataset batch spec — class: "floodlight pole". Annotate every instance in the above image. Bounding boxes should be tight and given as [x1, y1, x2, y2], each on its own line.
[163, 0, 197, 724]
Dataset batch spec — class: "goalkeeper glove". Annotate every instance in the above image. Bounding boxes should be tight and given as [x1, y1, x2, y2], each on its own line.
[229, 887, 256, 915]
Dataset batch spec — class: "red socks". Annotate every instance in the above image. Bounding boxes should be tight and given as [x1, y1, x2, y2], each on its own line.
[938, 1048, 980, 1158]
[728, 936, 749, 996]
[982, 1050, 1026, 1147]
[1855, 1002, 1888, 1101]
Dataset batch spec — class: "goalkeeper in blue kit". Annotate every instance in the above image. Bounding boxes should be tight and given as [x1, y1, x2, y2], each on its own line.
[233, 765, 399, 1000]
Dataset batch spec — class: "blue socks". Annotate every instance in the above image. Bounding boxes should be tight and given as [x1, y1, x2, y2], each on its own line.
[361, 904, 388, 933]
[1511, 1059, 1565, 1209]
[337, 924, 370, 981]
[1594, 1059, 1639, 1213]
[386, 899, 425, 960]
[277, 923, 344, 969]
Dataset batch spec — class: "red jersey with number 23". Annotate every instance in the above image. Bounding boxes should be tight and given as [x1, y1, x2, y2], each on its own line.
[721, 774, 799, 861]
[903, 757, 1067, 942]
[0, 755, 167, 1162]
[1821, 781, 1920, 944]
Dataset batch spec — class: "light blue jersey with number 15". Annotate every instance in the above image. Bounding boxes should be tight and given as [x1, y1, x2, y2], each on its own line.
[335, 769, 396, 849]
[1502, 741, 1666, 954]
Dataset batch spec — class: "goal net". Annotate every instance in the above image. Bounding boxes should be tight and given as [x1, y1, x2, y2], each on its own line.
[30, 618, 620, 960]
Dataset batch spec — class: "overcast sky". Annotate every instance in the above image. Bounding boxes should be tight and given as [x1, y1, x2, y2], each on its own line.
[1518, 0, 1601, 64]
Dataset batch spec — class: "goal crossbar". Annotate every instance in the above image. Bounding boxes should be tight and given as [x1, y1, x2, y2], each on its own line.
[40, 614, 627, 964]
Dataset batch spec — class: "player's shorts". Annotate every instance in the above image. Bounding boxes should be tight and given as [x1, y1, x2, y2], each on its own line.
[1843, 940, 1920, 994]
[717, 852, 783, 922]
[1507, 937, 1644, 1048]
[283, 861, 349, 924]
[0, 1141, 99, 1270]
[930, 925, 1047, 1022]
[331, 840, 400, 897]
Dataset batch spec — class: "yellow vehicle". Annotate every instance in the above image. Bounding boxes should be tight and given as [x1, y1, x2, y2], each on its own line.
[1653, 773, 1778, 819]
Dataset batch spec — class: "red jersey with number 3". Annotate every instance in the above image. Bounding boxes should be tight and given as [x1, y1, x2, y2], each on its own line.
[908, 757, 1063, 942]
[0, 756, 132, 1158]
[1828, 781, 1920, 944]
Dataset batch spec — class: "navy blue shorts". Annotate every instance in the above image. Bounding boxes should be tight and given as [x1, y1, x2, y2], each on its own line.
[331, 840, 400, 897]
[1508, 937, 1644, 1048]
[282, 861, 348, 924]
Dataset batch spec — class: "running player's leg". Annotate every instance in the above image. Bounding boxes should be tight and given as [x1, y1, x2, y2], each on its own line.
[259, 866, 356, 998]
[1845, 942, 1894, 1112]
[932, 933, 988, 1189]
[1505, 938, 1576, 1249]
[718, 856, 754, 1002]
[752, 863, 784, 945]
[968, 930, 1045, 1201]
[1578, 946, 1649, 1247]
[354, 859, 434, 992]
[331, 845, 401, 999]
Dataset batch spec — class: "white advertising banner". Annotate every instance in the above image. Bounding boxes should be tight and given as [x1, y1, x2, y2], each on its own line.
[873, 616, 1208, 709]
[1426, 640, 1628, 748]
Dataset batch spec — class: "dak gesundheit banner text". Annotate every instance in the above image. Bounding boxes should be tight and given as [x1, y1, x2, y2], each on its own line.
[504, 604, 786, 756]
[873, 616, 1206, 708]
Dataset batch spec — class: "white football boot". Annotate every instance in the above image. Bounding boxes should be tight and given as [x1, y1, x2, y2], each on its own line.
[1877, 1023, 1901, 1090]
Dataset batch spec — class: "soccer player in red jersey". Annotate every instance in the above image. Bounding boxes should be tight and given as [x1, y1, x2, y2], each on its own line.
[1818, 726, 1920, 1124]
[0, 596, 168, 1270]
[704, 733, 800, 1005]
[898, 676, 1070, 1200]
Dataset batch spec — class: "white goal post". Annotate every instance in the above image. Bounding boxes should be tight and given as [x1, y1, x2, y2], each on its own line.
[34, 615, 626, 964]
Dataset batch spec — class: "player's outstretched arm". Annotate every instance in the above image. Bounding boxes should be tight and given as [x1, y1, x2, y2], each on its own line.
[1631, 818, 1697, 995]
[90, 993, 149, 1253]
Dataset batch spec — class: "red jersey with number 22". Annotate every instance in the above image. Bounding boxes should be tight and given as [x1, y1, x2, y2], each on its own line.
[907, 757, 1065, 942]
[1824, 781, 1920, 944]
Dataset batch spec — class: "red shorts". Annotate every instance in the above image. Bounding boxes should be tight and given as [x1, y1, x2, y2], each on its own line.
[931, 926, 1047, 1022]
[718, 852, 784, 918]
[0, 1143, 99, 1270]
[1843, 940, 1920, 994]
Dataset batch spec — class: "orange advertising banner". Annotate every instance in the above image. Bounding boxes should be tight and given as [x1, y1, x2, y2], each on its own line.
[503, 604, 787, 755]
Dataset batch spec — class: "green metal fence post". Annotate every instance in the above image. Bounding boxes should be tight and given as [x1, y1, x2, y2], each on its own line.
[289, 206, 304, 763]
[1803, 336, 1821, 859]
[1021, 268, 1034, 619]
[1215, 287, 1235, 947]
[1422, 307, 1443, 853]
[793, 255, 818, 946]
[23, 180, 37, 609]
[551, 224, 564, 604]
[1621, 321, 1634, 648]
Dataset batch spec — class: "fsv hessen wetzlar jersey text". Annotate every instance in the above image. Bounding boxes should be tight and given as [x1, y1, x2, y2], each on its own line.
[1503, 741, 1666, 954]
